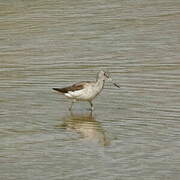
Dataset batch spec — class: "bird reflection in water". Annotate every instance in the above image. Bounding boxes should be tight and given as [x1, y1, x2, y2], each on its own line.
[57, 112, 110, 146]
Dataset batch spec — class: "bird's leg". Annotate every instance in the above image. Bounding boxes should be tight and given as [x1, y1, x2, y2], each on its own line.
[89, 101, 94, 111]
[69, 100, 75, 111]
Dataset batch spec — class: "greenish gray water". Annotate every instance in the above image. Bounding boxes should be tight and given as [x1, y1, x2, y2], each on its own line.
[0, 0, 180, 179]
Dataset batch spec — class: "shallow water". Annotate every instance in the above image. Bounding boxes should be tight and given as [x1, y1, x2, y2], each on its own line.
[0, 0, 180, 179]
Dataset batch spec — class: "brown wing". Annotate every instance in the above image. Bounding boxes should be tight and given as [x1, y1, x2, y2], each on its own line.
[53, 81, 91, 93]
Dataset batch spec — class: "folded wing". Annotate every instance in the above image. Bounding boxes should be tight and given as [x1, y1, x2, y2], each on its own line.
[53, 81, 91, 93]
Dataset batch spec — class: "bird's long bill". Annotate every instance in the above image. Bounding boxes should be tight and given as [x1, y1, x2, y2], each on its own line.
[113, 82, 120, 88]
[108, 77, 120, 88]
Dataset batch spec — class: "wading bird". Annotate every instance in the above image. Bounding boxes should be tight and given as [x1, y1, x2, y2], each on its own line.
[53, 70, 119, 111]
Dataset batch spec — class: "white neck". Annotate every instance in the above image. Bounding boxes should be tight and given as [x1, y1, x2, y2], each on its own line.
[96, 78, 105, 89]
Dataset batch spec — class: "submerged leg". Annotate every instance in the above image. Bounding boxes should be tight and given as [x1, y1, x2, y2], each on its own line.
[89, 101, 94, 111]
[69, 100, 75, 111]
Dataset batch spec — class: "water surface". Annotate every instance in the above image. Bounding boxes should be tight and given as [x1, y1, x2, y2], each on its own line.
[0, 0, 180, 179]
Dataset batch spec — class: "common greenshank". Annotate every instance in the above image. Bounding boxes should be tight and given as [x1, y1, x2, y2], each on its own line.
[53, 70, 119, 111]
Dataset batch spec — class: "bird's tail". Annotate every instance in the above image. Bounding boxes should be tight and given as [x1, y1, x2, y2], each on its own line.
[52, 88, 68, 93]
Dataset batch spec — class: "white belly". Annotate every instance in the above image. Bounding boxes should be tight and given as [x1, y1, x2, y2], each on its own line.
[65, 86, 102, 101]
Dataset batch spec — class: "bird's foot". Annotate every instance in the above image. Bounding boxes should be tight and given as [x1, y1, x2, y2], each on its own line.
[88, 107, 94, 111]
